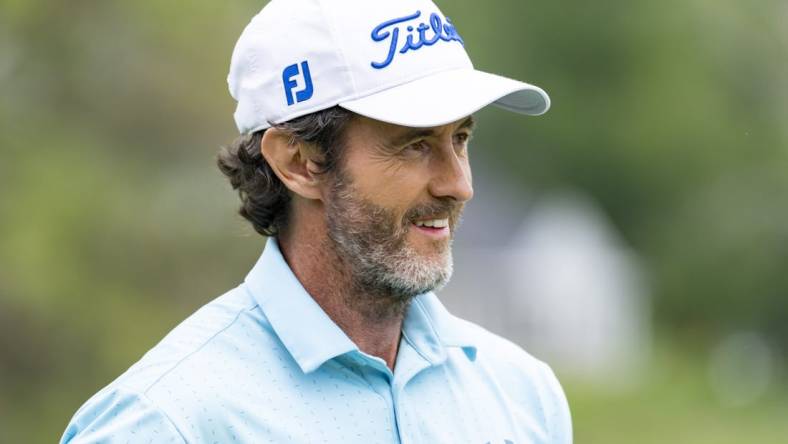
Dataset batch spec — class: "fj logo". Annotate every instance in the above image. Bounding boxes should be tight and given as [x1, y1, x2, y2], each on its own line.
[282, 60, 314, 106]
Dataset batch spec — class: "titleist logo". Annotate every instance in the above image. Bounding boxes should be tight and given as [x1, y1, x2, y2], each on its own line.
[370, 10, 464, 70]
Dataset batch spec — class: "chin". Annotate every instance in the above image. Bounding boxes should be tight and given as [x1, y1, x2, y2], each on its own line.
[393, 245, 454, 294]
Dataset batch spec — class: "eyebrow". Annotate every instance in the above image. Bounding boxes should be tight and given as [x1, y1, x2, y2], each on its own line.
[389, 116, 475, 147]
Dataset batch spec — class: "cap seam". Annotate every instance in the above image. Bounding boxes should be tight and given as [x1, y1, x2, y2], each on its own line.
[315, 0, 358, 95]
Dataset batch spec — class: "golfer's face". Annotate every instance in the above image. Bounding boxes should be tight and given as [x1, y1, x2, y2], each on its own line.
[336, 115, 474, 258]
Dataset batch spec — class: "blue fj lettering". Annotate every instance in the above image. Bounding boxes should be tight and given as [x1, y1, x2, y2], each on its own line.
[282, 60, 314, 106]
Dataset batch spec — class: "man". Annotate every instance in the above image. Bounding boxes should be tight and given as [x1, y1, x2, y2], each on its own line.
[61, 0, 572, 442]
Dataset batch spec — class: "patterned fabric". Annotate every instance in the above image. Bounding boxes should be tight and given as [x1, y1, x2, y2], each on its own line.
[61, 237, 572, 443]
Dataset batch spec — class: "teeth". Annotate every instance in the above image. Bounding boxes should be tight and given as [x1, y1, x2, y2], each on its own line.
[414, 218, 449, 228]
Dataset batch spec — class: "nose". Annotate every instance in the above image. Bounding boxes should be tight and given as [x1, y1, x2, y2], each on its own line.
[428, 142, 474, 203]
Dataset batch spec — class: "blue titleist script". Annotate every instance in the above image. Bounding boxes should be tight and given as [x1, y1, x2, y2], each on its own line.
[282, 60, 314, 106]
[370, 10, 464, 69]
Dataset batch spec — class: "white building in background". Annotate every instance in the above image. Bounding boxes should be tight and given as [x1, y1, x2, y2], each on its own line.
[441, 162, 650, 385]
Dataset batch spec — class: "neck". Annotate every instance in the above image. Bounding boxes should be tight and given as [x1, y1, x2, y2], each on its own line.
[277, 228, 407, 370]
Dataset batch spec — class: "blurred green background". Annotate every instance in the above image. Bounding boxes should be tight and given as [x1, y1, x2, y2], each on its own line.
[1, 0, 787, 442]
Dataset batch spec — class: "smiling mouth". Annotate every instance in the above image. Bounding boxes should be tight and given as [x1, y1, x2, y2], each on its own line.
[411, 217, 450, 238]
[413, 218, 449, 228]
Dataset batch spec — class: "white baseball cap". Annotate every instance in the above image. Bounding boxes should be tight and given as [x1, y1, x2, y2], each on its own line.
[228, 0, 550, 134]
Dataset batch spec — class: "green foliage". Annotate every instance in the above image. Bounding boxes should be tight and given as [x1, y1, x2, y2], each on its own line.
[567, 341, 788, 443]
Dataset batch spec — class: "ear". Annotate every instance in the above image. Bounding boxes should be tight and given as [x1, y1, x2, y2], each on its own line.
[260, 128, 325, 201]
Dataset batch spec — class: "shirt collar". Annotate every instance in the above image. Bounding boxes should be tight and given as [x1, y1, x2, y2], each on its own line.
[404, 292, 478, 364]
[244, 237, 478, 374]
[244, 237, 357, 373]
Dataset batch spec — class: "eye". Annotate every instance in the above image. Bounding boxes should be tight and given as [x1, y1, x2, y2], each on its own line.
[453, 132, 471, 145]
[405, 140, 430, 153]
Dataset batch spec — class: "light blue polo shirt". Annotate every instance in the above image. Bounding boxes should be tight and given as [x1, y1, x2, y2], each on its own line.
[61, 238, 572, 443]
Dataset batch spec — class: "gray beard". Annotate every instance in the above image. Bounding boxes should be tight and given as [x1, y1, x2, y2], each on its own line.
[324, 174, 455, 321]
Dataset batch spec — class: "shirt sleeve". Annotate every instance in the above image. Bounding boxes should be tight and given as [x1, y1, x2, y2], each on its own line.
[60, 387, 186, 444]
[537, 362, 573, 444]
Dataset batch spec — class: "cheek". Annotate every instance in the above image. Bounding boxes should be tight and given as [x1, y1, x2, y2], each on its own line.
[376, 180, 427, 225]
[353, 161, 431, 209]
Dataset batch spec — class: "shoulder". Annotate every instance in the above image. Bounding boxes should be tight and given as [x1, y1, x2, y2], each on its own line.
[61, 284, 279, 443]
[453, 318, 574, 443]
[464, 319, 555, 380]
[111, 284, 263, 394]
[60, 386, 185, 443]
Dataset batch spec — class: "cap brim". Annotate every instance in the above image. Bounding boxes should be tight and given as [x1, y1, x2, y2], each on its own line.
[338, 68, 550, 128]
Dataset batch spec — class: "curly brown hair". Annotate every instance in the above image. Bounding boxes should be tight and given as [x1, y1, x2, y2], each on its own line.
[216, 106, 355, 236]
